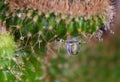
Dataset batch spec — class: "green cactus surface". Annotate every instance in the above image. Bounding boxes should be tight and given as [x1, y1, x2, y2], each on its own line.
[0, 33, 15, 68]
[0, 0, 106, 53]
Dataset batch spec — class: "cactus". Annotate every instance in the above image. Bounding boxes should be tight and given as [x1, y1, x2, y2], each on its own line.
[0, 0, 117, 81]
[0, 0, 115, 53]
[0, 33, 15, 67]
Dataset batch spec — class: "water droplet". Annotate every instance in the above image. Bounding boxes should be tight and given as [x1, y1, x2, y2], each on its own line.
[110, 30, 114, 35]
[17, 13, 22, 18]
[66, 36, 80, 55]
[20, 36, 24, 40]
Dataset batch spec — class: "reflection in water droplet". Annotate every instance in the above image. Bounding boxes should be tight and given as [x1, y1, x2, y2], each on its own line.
[110, 30, 114, 35]
[66, 36, 80, 55]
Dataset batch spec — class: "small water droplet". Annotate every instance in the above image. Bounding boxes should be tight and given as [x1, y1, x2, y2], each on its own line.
[20, 36, 24, 40]
[110, 30, 114, 35]
[66, 36, 80, 55]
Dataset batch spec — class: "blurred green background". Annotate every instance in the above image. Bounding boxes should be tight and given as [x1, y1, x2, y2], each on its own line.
[42, 24, 120, 82]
